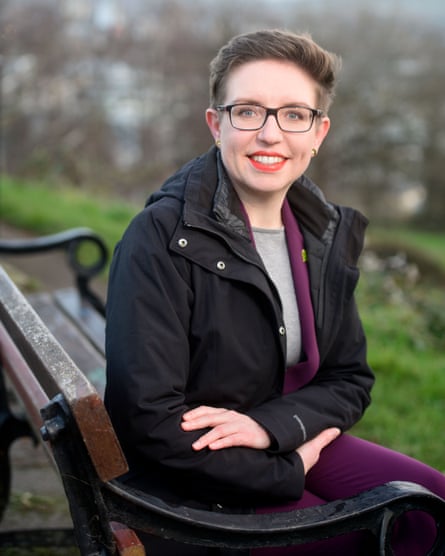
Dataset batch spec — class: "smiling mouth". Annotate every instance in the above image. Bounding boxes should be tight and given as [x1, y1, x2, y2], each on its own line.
[249, 154, 287, 172]
[250, 155, 286, 165]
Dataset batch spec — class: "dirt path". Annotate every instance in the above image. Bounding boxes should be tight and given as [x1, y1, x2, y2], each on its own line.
[1, 437, 72, 531]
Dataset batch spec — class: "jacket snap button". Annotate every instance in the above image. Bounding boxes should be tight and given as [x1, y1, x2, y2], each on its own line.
[216, 261, 226, 270]
[178, 238, 188, 248]
[279, 326, 286, 336]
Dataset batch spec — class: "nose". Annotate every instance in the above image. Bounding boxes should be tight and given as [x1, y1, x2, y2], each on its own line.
[257, 113, 283, 142]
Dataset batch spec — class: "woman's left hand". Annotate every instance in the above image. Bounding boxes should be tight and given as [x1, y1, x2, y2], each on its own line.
[181, 405, 271, 451]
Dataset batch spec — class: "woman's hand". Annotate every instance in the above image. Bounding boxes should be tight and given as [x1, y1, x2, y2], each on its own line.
[181, 405, 271, 451]
[296, 427, 341, 474]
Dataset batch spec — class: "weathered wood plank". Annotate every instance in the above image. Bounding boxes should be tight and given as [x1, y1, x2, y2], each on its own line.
[53, 288, 105, 356]
[0, 265, 127, 482]
[28, 292, 105, 395]
[0, 321, 48, 435]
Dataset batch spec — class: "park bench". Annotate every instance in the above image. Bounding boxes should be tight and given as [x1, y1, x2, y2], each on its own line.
[0, 228, 444, 555]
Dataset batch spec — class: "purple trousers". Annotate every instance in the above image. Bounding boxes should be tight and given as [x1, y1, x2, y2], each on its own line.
[253, 434, 445, 556]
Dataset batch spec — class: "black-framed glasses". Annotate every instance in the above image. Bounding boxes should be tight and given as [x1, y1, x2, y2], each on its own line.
[216, 103, 323, 133]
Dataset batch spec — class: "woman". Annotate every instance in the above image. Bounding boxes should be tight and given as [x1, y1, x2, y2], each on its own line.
[105, 29, 445, 555]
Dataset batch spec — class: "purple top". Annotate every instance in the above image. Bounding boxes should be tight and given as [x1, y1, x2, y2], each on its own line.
[281, 198, 320, 394]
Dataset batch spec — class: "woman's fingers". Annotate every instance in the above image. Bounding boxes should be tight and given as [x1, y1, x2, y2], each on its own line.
[181, 406, 271, 450]
[181, 406, 229, 430]
[191, 423, 240, 451]
[296, 427, 341, 474]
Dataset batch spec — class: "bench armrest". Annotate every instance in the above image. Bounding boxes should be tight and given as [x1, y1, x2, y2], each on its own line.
[103, 478, 445, 550]
[0, 265, 125, 481]
[39, 391, 445, 553]
[0, 228, 108, 315]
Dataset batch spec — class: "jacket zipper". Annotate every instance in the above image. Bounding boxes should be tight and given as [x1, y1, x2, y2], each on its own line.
[184, 220, 287, 366]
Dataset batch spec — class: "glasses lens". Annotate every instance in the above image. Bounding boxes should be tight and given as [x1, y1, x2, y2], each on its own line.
[277, 107, 314, 132]
[230, 105, 265, 130]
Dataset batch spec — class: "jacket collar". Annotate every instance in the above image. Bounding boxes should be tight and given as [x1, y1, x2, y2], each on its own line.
[182, 146, 339, 244]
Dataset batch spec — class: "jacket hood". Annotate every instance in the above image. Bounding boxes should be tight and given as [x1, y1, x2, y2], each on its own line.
[145, 146, 366, 251]
[145, 152, 210, 207]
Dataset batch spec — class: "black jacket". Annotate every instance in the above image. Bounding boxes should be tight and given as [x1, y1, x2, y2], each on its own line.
[105, 146, 374, 507]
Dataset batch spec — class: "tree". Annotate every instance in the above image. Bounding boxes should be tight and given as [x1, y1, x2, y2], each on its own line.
[1, 0, 444, 227]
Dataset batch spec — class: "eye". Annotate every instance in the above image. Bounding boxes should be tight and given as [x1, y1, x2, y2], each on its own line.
[283, 107, 309, 121]
[233, 105, 261, 119]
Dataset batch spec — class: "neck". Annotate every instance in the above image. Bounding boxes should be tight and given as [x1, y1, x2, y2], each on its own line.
[235, 191, 286, 229]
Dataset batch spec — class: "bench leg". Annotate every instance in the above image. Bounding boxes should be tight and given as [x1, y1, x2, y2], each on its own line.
[377, 508, 395, 556]
[41, 394, 119, 555]
[110, 521, 146, 556]
[376, 503, 445, 556]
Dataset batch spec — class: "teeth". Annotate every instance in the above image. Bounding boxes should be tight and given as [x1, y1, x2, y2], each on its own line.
[252, 155, 284, 164]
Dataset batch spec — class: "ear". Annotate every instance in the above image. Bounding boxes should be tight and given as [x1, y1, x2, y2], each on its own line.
[314, 116, 330, 150]
[206, 108, 221, 142]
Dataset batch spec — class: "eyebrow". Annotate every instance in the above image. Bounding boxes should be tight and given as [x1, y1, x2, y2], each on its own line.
[230, 99, 314, 108]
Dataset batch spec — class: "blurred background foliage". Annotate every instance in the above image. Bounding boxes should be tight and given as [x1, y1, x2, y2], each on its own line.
[1, 0, 444, 228]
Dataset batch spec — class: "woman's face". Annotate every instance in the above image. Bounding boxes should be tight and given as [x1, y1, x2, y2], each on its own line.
[206, 59, 330, 204]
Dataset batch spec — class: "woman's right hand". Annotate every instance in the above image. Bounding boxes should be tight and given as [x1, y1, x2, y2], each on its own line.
[296, 428, 341, 474]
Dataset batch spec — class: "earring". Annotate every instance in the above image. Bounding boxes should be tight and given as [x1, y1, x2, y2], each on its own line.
[311, 147, 318, 157]
[215, 139, 221, 148]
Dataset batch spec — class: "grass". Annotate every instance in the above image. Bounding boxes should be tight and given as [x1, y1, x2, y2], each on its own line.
[352, 280, 445, 471]
[0, 176, 139, 271]
[1, 176, 444, 473]
[367, 225, 445, 269]
[351, 246, 445, 471]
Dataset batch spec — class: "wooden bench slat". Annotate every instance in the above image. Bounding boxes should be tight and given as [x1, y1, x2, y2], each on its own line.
[53, 288, 106, 356]
[28, 292, 106, 395]
[0, 265, 128, 482]
[0, 321, 48, 435]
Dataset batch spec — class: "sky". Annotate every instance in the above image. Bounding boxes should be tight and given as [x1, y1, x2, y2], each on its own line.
[224, 0, 445, 29]
[13, 0, 444, 32]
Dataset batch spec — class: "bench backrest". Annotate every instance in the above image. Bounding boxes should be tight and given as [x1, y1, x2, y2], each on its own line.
[0, 265, 127, 482]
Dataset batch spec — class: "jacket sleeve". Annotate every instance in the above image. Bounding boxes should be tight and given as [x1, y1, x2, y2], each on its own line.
[105, 206, 304, 506]
[246, 296, 375, 453]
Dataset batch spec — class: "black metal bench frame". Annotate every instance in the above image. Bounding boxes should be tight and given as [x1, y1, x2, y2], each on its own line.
[0, 229, 444, 555]
[0, 227, 107, 316]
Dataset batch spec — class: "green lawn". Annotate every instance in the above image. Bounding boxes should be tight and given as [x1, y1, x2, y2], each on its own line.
[0, 176, 138, 265]
[367, 226, 445, 270]
[353, 277, 445, 471]
[1, 176, 444, 472]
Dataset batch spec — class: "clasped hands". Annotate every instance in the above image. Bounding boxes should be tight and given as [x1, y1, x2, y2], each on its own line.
[181, 405, 340, 475]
